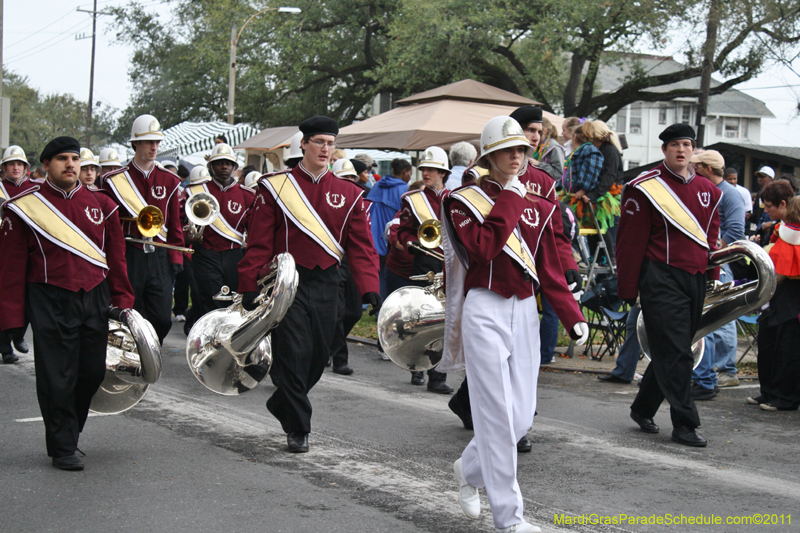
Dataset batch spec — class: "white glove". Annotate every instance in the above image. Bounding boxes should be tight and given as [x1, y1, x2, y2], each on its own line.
[573, 322, 589, 346]
[504, 176, 527, 198]
[572, 289, 584, 302]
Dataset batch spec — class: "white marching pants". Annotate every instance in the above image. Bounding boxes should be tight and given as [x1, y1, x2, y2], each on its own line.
[460, 288, 540, 529]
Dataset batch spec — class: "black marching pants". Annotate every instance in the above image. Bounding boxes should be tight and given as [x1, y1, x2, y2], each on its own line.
[173, 258, 192, 316]
[330, 257, 362, 367]
[185, 246, 242, 332]
[0, 323, 28, 354]
[631, 260, 705, 429]
[27, 282, 109, 458]
[125, 245, 174, 344]
[267, 265, 338, 434]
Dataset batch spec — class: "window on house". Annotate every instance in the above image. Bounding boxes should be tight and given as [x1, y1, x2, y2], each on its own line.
[682, 105, 691, 123]
[724, 119, 740, 138]
[629, 103, 642, 134]
[616, 107, 627, 133]
[658, 107, 667, 124]
[741, 119, 749, 138]
[715, 117, 723, 136]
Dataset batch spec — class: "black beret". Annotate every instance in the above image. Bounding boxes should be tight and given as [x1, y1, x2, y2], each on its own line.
[659, 123, 695, 144]
[351, 159, 368, 175]
[40, 136, 81, 163]
[299, 115, 339, 137]
[510, 105, 543, 126]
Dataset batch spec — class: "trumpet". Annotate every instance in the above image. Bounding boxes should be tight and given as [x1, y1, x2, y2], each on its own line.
[407, 219, 444, 261]
[122, 205, 194, 253]
[184, 192, 220, 242]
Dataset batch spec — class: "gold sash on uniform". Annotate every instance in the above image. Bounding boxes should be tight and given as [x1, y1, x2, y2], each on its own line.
[187, 184, 244, 245]
[0, 183, 7, 201]
[635, 177, 709, 249]
[105, 171, 168, 241]
[451, 185, 537, 279]
[262, 173, 344, 261]
[405, 190, 437, 224]
[6, 190, 108, 269]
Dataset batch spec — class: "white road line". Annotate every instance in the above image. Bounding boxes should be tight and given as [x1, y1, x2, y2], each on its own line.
[15, 412, 113, 423]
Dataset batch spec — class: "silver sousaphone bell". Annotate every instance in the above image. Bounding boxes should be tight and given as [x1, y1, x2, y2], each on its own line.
[186, 252, 298, 395]
[90, 308, 163, 414]
[637, 240, 776, 369]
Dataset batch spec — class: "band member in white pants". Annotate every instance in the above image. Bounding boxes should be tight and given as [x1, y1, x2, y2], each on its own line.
[441, 116, 588, 533]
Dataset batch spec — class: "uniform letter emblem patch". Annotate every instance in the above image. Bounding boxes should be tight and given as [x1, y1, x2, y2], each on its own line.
[85, 206, 104, 225]
[326, 192, 345, 209]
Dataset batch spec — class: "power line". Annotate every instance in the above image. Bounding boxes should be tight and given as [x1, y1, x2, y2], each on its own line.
[5, 20, 93, 64]
[3, 6, 78, 50]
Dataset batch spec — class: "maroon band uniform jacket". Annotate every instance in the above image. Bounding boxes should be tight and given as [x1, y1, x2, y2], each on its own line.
[616, 162, 721, 300]
[446, 179, 585, 333]
[103, 161, 184, 265]
[0, 181, 134, 330]
[238, 163, 379, 297]
[187, 179, 255, 252]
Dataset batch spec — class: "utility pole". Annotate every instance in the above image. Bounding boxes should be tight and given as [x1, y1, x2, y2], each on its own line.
[695, 0, 721, 147]
[77, 2, 111, 148]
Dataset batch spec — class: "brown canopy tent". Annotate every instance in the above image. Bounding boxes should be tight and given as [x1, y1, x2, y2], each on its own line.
[234, 125, 298, 171]
[337, 79, 562, 151]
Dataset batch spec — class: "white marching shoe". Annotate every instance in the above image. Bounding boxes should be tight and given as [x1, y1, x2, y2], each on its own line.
[453, 458, 480, 519]
[496, 521, 542, 533]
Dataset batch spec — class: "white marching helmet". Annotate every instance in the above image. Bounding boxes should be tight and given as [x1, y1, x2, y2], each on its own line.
[332, 158, 357, 179]
[207, 143, 239, 168]
[189, 166, 212, 185]
[2, 145, 30, 169]
[80, 148, 100, 168]
[243, 171, 262, 189]
[98, 148, 122, 167]
[129, 114, 164, 143]
[286, 131, 303, 161]
[418, 146, 451, 173]
[478, 116, 532, 167]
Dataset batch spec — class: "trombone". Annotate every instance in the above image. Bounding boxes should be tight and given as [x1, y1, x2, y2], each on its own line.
[407, 219, 444, 261]
[122, 205, 194, 253]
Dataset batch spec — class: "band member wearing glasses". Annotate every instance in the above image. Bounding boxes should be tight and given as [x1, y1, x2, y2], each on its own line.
[442, 116, 588, 533]
[238, 116, 381, 453]
[0, 136, 134, 471]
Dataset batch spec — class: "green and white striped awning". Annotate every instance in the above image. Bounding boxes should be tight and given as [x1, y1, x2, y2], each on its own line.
[159, 121, 259, 158]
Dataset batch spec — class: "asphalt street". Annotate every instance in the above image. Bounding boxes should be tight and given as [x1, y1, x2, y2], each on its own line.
[1, 322, 799, 533]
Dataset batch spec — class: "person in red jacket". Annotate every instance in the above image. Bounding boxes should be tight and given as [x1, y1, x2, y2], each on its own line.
[103, 114, 184, 344]
[0, 145, 38, 363]
[617, 124, 721, 447]
[238, 116, 381, 453]
[441, 117, 588, 533]
[183, 143, 254, 333]
[0, 136, 134, 470]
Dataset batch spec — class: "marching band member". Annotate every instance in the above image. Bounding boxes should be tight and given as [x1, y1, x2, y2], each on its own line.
[617, 124, 721, 447]
[98, 147, 123, 183]
[78, 148, 101, 188]
[238, 116, 381, 453]
[0, 137, 134, 470]
[183, 144, 254, 333]
[387, 146, 453, 393]
[442, 117, 588, 533]
[0, 145, 37, 363]
[103, 115, 184, 344]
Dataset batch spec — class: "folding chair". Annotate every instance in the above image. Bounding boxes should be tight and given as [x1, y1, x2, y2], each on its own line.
[736, 313, 759, 363]
[578, 277, 628, 361]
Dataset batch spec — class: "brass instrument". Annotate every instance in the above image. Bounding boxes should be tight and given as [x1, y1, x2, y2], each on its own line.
[407, 219, 444, 261]
[122, 205, 194, 253]
[637, 240, 776, 369]
[90, 309, 163, 414]
[186, 252, 298, 395]
[184, 192, 220, 242]
[377, 271, 445, 372]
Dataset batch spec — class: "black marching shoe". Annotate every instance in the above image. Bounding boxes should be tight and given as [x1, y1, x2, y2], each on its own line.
[52, 454, 84, 471]
[630, 411, 659, 434]
[691, 382, 717, 401]
[287, 432, 309, 453]
[671, 426, 707, 447]
[332, 364, 353, 375]
[2, 352, 19, 364]
[448, 395, 473, 430]
[427, 380, 454, 394]
[410, 371, 425, 386]
[13, 338, 29, 354]
[517, 435, 532, 453]
[597, 374, 631, 384]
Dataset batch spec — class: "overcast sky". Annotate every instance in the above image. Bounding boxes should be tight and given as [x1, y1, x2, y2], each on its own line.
[4, 0, 800, 148]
